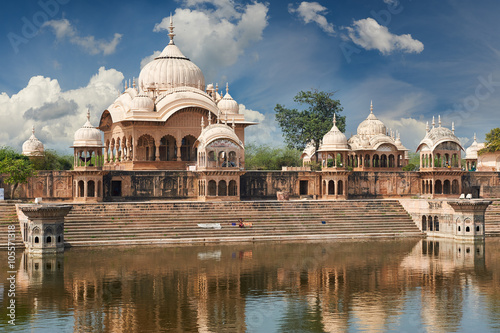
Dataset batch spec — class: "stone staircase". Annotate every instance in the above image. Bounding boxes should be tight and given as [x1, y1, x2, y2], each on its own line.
[0, 203, 23, 249]
[61, 200, 424, 247]
[485, 199, 500, 236]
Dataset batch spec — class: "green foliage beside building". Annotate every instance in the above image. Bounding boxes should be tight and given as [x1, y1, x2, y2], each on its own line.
[245, 144, 302, 170]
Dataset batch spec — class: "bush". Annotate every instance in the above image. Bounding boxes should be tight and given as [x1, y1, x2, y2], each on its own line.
[245, 144, 302, 170]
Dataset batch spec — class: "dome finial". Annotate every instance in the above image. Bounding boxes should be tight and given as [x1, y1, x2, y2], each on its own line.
[426, 121, 429, 132]
[87, 109, 91, 122]
[370, 100, 373, 114]
[333, 113, 337, 126]
[432, 116, 435, 128]
[32, 125, 35, 135]
[438, 115, 441, 127]
[474, 133, 477, 141]
[232, 117, 235, 130]
[452, 121, 455, 133]
[226, 82, 229, 95]
[208, 111, 212, 125]
[201, 116, 205, 129]
[168, 13, 176, 45]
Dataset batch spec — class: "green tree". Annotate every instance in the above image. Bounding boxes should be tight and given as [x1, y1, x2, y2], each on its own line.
[275, 89, 344, 161]
[30, 150, 73, 170]
[0, 157, 35, 198]
[479, 128, 500, 154]
[245, 144, 302, 170]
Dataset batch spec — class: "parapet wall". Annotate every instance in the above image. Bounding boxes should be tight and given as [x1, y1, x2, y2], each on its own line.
[1, 170, 499, 201]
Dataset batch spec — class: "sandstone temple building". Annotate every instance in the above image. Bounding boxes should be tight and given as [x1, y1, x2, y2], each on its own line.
[3, 20, 500, 202]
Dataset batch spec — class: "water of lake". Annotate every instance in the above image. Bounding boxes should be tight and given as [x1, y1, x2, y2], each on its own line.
[1, 238, 499, 332]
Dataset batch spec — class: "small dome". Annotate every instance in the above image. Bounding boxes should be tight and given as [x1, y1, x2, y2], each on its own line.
[465, 134, 485, 159]
[318, 115, 349, 151]
[217, 84, 239, 114]
[196, 122, 242, 150]
[131, 94, 155, 112]
[138, 20, 205, 92]
[417, 116, 463, 152]
[22, 126, 44, 157]
[73, 111, 103, 147]
[357, 102, 386, 137]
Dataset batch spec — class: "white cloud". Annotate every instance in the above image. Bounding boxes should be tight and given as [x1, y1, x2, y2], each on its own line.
[0, 67, 123, 153]
[239, 104, 280, 145]
[152, 1, 269, 79]
[140, 51, 161, 69]
[288, 2, 335, 35]
[383, 0, 399, 6]
[43, 19, 122, 55]
[345, 18, 423, 54]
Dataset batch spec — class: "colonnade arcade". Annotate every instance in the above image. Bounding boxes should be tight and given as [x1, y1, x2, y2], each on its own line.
[321, 173, 349, 199]
[197, 172, 241, 201]
[419, 142, 462, 170]
[420, 173, 462, 197]
[102, 108, 218, 168]
[346, 151, 406, 170]
[72, 172, 103, 202]
[73, 147, 104, 169]
[197, 139, 242, 169]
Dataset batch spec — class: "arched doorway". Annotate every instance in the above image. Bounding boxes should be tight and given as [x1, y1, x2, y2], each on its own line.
[181, 135, 197, 161]
[137, 134, 156, 161]
[328, 180, 335, 195]
[159, 135, 176, 161]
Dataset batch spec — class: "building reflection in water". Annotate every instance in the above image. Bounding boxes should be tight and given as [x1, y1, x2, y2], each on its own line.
[3, 239, 500, 332]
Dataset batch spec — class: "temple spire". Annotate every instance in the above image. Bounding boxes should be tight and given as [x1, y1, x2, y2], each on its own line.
[168, 13, 176, 45]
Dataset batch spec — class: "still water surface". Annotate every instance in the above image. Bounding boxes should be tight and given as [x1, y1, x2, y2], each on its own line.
[1, 238, 500, 332]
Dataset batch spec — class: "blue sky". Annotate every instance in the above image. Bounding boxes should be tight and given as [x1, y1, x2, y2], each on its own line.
[1, 0, 500, 153]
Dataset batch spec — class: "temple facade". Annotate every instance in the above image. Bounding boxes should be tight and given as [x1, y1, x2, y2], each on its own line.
[4, 20, 500, 203]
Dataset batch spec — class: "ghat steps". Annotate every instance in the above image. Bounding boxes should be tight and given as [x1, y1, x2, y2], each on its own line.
[485, 200, 500, 236]
[0, 203, 23, 248]
[61, 200, 423, 246]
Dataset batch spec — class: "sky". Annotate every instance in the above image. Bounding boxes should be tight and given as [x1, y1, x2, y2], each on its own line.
[1, 0, 500, 154]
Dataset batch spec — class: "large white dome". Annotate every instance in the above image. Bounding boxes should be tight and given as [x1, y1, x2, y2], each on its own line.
[73, 111, 103, 147]
[138, 19, 205, 92]
[22, 126, 44, 157]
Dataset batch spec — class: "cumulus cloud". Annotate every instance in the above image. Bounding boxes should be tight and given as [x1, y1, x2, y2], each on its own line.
[23, 98, 78, 121]
[0, 67, 124, 152]
[288, 1, 335, 35]
[346, 18, 424, 54]
[43, 19, 122, 55]
[152, 1, 269, 79]
[239, 104, 280, 145]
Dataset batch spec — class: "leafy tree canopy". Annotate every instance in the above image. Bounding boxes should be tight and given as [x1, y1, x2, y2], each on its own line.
[275, 89, 344, 160]
[30, 150, 73, 170]
[245, 144, 302, 170]
[479, 128, 500, 155]
[0, 146, 35, 198]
